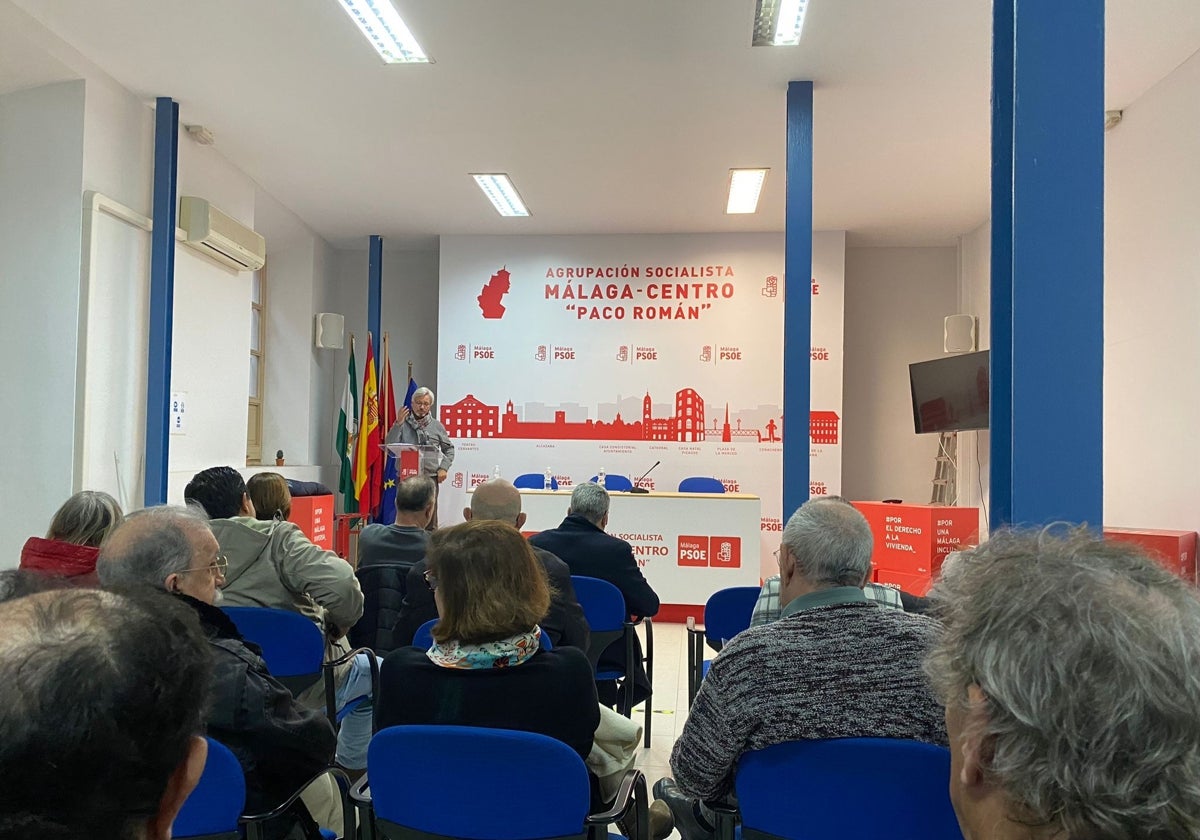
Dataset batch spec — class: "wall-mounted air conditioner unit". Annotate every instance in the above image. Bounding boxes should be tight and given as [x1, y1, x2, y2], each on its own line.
[178, 196, 266, 271]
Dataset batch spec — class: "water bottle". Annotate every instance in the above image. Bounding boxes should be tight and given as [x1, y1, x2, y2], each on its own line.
[493, 464, 501, 480]
[597, 467, 606, 488]
[543, 467, 553, 490]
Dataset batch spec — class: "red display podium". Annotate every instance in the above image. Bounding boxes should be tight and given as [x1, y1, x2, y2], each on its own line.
[852, 502, 979, 595]
[289, 494, 333, 551]
[1103, 527, 1198, 584]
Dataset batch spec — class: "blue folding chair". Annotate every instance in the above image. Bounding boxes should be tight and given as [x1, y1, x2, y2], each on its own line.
[513, 472, 559, 490]
[686, 586, 760, 706]
[714, 738, 963, 840]
[358, 725, 647, 840]
[571, 575, 653, 746]
[588, 474, 634, 492]
[174, 738, 245, 840]
[411, 617, 554, 651]
[678, 476, 726, 493]
[222, 606, 379, 729]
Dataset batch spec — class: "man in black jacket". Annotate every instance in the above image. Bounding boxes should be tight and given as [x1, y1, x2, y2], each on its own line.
[529, 482, 659, 707]
[98, 505, 337, 838]
[393, 479, 590, 651]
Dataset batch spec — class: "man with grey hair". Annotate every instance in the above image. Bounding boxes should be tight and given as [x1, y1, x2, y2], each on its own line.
[384, 387, 454, 530]
[97, 506, 337, 837]
[655, 497, 946, 839]
[925, 528, 1200, 840]
[391, 479, 589, 649]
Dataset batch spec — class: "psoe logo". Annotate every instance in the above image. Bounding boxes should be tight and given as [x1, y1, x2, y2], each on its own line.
[454, 344, 467, 361]
[616, 345, 629, 362]
[678, 535, 742, 569]
[535, 345, 548, 361]
[718, 346, 742, 361]
[469, 472, 491, 488]
[553, 346, 576, 360]
[699, 345, 712, 363]
[810, 481, 828, 496]
[471, 345, 495, 361]
[761, 275, 779, 297]
[452, 472, 464, 489]
[635, 346, 657, 361]
[720, 478, 740, 493]
[811, 346, 830, 361]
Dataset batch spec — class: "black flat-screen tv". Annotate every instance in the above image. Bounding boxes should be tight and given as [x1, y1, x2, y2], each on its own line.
[909, 350, 990, 434]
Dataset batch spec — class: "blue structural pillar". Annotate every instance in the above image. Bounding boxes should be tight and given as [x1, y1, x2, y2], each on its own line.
[368, 235, 383, 353]
[145, 97, 179, 506]
[783, 81, 814, 519]
[990, 0, 1104, 528]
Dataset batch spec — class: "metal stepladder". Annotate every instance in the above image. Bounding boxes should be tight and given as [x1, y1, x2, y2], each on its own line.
[930, 431, 957, 505]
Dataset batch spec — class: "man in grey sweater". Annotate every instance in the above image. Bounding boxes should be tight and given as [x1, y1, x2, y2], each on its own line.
[655, 497, 947, 838]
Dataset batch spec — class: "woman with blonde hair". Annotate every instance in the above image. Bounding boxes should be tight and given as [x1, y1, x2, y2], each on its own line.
[19, 490, 123, 585]
[376, 519, 600, 762]
[246, 472, 292, 521]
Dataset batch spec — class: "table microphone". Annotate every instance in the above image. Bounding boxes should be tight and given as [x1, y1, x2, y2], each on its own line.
[629, 460, 660, 494]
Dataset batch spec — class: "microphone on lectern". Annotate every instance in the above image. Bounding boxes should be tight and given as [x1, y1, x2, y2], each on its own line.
[628, 460, 660, 494]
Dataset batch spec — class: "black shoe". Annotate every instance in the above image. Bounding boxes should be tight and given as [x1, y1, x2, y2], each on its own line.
[652, 778, 714, 840]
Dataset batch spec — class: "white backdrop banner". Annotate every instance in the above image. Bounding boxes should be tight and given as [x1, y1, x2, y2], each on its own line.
[436, 232, 845, 587]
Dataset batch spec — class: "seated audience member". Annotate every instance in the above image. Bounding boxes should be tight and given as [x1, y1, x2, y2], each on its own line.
[655, 497, 947, 839]
[925, 528, 1200, 840]
[184, 466, 373, 773]
[247, 471, 293, 521]
[0, 586, 210, 840]
[393, 479, 589, 650]
[377, 519, 599, 774]
[529, 482, 656, 705]
[18, 490, 122, 585]
[98, 506, 337, 838]
[352, 476, 436, 653]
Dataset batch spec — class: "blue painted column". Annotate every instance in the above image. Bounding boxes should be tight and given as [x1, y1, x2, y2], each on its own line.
[144, 97, 179, 506]
[783, 81, 813, 519]
[368, 235, 383, 355]
[990, 0, 1104, 528]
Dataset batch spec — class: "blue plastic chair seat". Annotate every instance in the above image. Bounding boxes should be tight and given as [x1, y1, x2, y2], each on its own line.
[174, 738, 245, 839]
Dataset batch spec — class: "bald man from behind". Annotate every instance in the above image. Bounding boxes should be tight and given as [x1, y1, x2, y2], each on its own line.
[393, 479, 590, 650]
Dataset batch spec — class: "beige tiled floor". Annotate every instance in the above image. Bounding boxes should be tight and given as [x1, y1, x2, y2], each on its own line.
[629, 620, 693, 840]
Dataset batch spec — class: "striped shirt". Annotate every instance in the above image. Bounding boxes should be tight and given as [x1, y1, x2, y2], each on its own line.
[750, 575, 902, 627]
[671, 588, 947, 800]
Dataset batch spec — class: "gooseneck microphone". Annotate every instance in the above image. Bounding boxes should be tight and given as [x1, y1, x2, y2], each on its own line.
[628, 460, 660, 494]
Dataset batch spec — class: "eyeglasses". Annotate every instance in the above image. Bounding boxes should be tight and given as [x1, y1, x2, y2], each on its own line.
[423, 569, 439, 592]
[178, 554, 229, 578]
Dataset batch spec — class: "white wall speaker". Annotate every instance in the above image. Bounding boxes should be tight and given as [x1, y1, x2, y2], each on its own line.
[314, 313, 345, 350]
[944, 314, 977, 353]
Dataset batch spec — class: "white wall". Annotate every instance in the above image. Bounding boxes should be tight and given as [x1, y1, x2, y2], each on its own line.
[841, 246, 959, 504]
[0, 80, 85, 567]
[1104, 49, 1200, 531]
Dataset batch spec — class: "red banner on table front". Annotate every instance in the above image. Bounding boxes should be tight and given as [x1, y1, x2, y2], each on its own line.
[289, 494, 333, 551]
[852, 502, 979, 595]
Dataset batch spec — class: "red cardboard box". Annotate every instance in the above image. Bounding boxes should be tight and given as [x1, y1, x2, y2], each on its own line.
[853, 502, 979, 595]
[289, 494, 333, 551]
[1103, 528, 1198, 584]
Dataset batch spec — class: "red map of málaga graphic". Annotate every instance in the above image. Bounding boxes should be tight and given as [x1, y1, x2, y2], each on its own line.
[477, 267, 511, 319]
[439, 389, 838, 444]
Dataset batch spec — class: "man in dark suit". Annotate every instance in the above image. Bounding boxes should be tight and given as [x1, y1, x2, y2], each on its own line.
[392, 479, 590, 651]
[530, 482, 659, 707]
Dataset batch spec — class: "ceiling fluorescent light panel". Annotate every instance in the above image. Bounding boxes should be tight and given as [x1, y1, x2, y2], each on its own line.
[752, 0, 810, 47]
[335, 0, 429, 63]
[726, 168, 769, 215]
[472, 174, 530, 217]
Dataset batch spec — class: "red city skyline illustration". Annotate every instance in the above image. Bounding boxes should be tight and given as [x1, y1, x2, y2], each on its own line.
[477, 267, 512, 319]
[439, 390, 838, 444]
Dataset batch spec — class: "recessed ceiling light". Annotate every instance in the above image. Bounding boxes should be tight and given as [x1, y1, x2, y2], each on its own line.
[472, 174, 530, 217]
[335, 0, 430, 64]
[752, 0, 810, 47]
[726, 169, 769, 214]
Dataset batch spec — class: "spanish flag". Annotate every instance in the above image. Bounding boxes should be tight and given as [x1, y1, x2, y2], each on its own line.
[354, 334, 381, 517]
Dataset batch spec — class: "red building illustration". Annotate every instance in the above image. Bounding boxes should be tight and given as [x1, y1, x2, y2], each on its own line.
[440, 394, 500, 438]
[810, 411, 840, 444]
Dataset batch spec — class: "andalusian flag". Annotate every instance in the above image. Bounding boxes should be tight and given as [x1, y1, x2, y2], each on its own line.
[336, 339, 358, 514]
[354, 334, 382, 518]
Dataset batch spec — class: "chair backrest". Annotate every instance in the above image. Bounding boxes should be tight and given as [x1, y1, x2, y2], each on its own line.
[570, 575, 627, 632]
[412, 617, 553, 651]
[703, 586, 761, 648]
[736, 738, 963, 840]
[351, 562, 412, 654]
[221, 606, 324, 694]
[678, 476, 726, 493]
[173, 738, 245, 840]
[513, 472, 558, 490]
[588, 474, 634, 491]
[368, 725, 590, 840]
